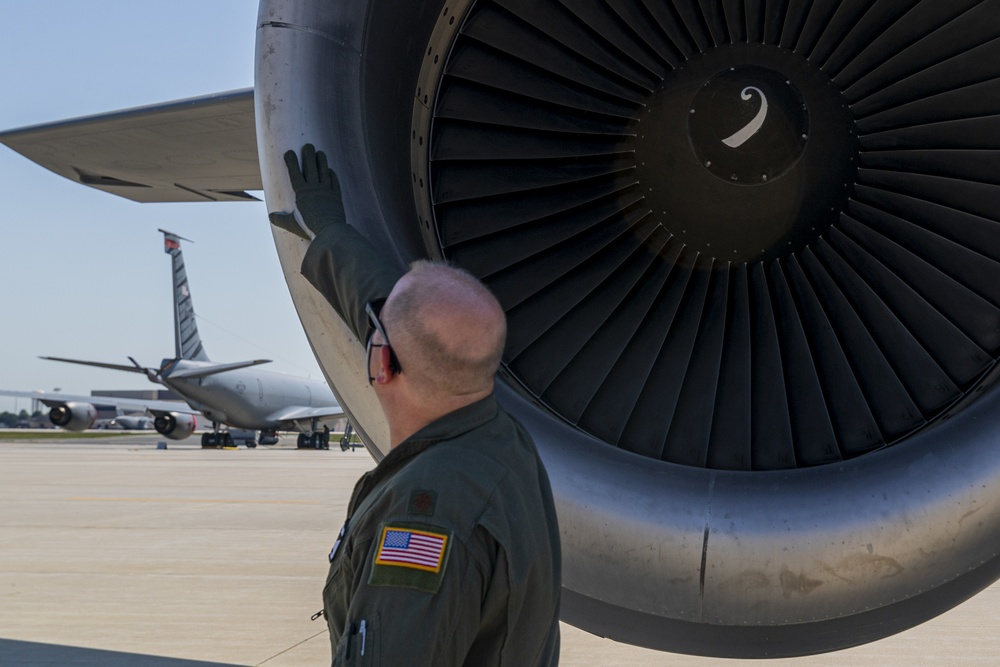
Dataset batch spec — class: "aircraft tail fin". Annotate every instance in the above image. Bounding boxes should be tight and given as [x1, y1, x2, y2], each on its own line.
[160, 229, 209, 361]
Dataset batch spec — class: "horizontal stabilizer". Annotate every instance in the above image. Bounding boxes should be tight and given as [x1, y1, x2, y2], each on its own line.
[41, 355, 146, 374]
[0, 89, 260, 203]
[166, 359, 271, 379]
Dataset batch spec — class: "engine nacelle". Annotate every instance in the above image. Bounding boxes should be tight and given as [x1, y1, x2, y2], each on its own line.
[153, 412, 197, 440]
[256, 1, 1000, 657]
[48, 402, 96, 431]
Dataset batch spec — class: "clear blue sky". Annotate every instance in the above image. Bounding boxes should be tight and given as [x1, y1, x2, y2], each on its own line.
[0, 2, 324, 414]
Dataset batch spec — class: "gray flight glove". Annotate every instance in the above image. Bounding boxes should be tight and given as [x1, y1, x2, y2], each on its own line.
[268, 143, 346, 240]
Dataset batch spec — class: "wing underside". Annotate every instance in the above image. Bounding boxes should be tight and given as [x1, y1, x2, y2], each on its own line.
[0, 88, 260, 203]
[267, 405, 345, 424]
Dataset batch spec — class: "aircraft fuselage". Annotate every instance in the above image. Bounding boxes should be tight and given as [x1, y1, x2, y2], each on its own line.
[159, 359, 337, 430]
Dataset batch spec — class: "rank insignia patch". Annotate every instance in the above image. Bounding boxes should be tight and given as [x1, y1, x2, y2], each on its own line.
[408, 489, 437, 516]
[369, 523, 451, 594]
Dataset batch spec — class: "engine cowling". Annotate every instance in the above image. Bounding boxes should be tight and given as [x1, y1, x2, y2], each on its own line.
[153, 412, 197, 440]
[256, 0, 1000, 657]
[48, 402, 96, 431]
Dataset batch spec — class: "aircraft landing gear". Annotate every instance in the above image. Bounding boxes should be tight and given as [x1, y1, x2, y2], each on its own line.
[296, 428, 330, 450]
[201, 431, 226, 448]
[201, 425, 235, 448]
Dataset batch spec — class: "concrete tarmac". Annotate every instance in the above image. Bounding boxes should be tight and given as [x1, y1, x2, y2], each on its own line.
[1, 432, 998, 666]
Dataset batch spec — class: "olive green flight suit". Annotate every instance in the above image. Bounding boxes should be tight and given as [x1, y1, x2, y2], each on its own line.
[302, 223, 561, 666]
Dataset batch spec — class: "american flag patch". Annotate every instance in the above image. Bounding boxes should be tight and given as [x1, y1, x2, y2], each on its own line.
[375, 526, 448, 573]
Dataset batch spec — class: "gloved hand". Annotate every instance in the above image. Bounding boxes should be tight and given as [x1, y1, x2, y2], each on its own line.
[268, 143, 346, 240]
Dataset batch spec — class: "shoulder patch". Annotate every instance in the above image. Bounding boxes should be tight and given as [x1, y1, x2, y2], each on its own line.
[328, 519, 349, 562]
[369, 522, 451, 594]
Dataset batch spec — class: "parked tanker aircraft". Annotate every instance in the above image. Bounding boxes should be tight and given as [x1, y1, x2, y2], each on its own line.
[107, 413, 156, 431]
[0, 230, 347, 449]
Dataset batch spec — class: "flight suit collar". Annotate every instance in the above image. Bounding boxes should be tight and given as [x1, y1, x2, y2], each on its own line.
[347, 395, 499, 515]
[404, 394, 499, 446]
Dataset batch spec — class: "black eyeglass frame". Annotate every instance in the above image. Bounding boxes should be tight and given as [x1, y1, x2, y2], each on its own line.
[365, 300, 401, 385]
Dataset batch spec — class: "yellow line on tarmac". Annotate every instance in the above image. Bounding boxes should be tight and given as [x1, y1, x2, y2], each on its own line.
[70, 497, 319, 505]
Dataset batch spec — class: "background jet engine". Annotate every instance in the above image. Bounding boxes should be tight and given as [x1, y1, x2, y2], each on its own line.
[153, 412, 197, 440]
[48, 402, 96, 431]
[256, 0, 1000, 657]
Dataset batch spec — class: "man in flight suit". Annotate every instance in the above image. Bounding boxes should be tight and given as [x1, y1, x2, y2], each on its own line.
[270, 145, 561, 666]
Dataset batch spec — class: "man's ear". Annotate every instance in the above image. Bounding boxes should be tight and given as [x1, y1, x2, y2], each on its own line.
[373, 345, 395, 385]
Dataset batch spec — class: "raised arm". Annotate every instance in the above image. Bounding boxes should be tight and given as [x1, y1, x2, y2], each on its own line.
[270, 144, 402, 341]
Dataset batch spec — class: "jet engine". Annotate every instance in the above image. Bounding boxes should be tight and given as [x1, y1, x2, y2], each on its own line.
[48, 402, 96, 431]
[153, 412, 197, 440]
[254, 0, 1000, 658]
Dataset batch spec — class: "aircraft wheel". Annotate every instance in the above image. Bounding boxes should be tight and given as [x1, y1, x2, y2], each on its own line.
[297, 433, 307, 448]
[247, 440, 257, 449]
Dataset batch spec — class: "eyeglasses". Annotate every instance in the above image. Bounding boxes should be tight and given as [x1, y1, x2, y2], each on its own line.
[366, 300, 401, 385]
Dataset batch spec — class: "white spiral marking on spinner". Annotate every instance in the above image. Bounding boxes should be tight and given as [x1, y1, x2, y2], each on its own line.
[722, 86, 768, 148]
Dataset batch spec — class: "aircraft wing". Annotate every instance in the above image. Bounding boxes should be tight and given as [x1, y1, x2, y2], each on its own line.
[0, 88, 259, 203]
[266, 405, 346, 423]
[42, 356, 272, 380]
[0, 389, 195, 415]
